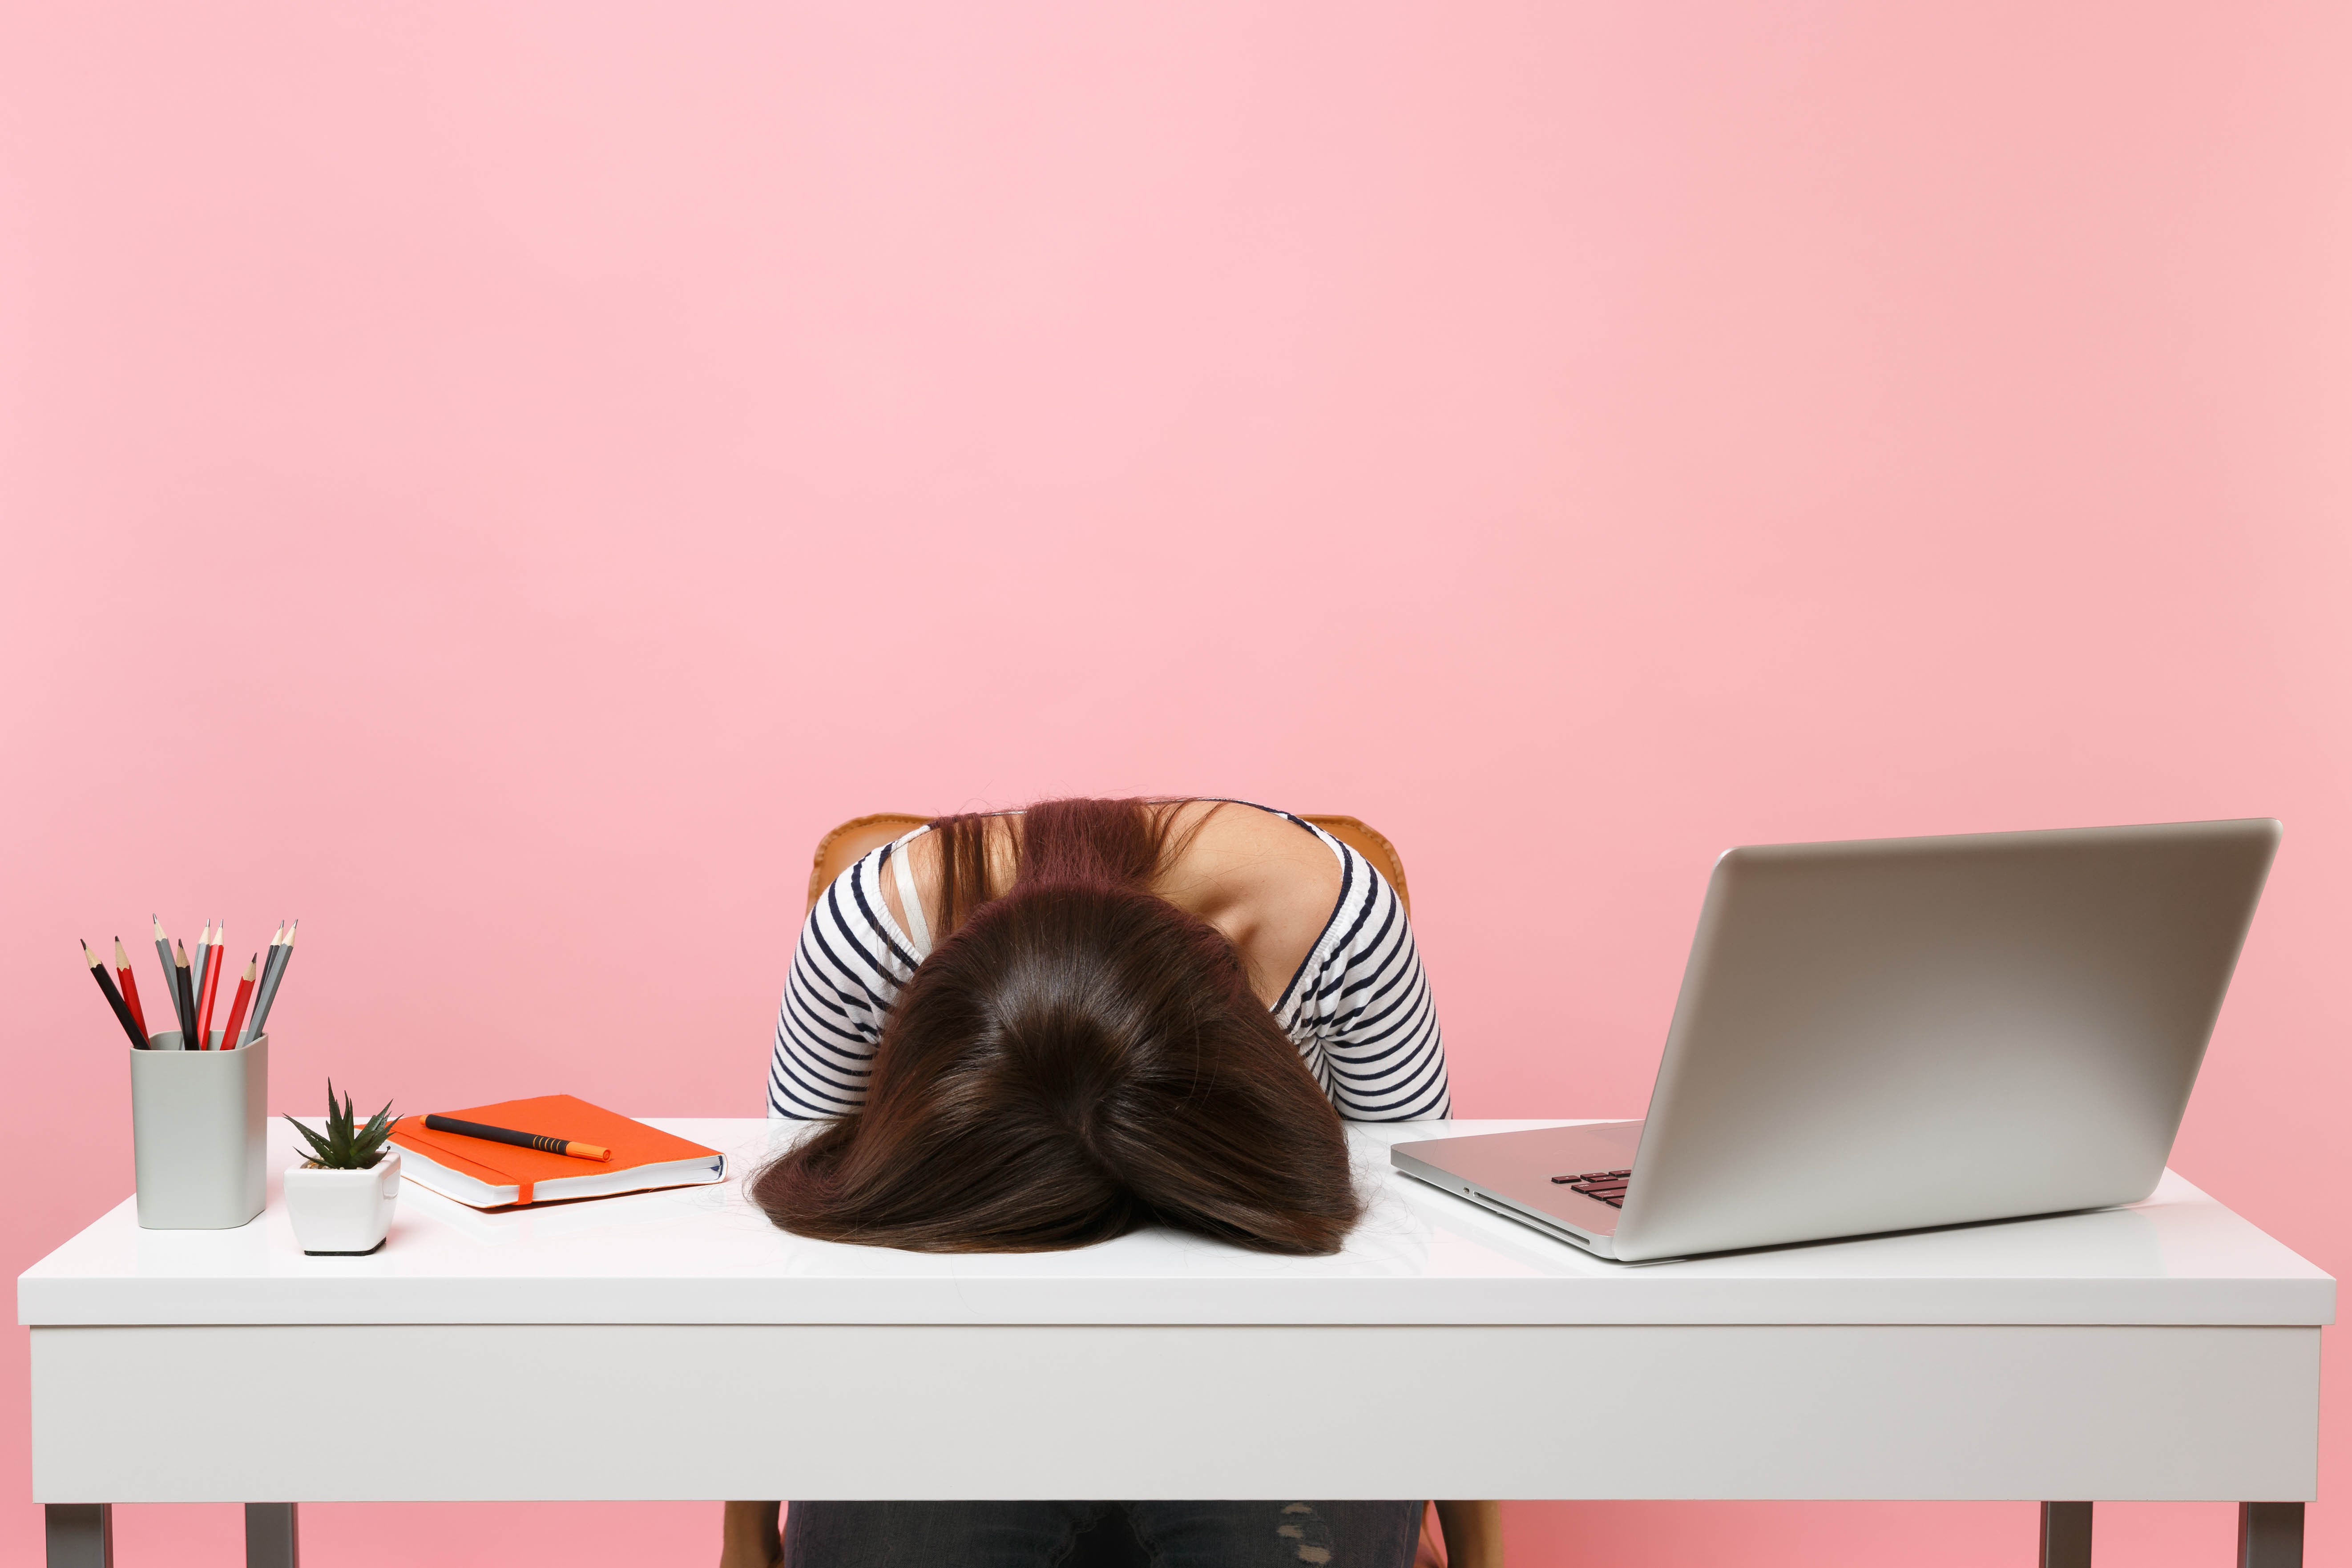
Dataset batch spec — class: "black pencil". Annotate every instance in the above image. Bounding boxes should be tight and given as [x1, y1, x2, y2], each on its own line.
[83, 941, 146, 1048]
[173, 939, 198, 1048]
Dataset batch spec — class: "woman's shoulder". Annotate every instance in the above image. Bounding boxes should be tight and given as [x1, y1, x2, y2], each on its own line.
[1155, 798, 1330, 891]
[803, 838, 928, 964]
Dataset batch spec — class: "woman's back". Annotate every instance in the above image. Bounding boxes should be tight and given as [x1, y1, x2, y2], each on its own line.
[768, 798, 1448, 1130]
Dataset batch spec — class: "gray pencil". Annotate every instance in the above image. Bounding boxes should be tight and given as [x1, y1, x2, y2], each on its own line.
[152, 916, 190, 1041]
[193, 922, 216, 1025]
[237, 923, 283, 1046]
[249, 919, 298, 1040]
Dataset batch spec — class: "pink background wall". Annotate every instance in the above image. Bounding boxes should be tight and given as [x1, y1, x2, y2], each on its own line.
[3, 3, 2345, 1563]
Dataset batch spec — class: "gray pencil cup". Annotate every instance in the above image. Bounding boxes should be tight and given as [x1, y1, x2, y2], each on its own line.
[128, 1031, 268, 1229]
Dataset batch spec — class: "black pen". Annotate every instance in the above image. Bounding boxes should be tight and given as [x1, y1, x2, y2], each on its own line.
[423, 1114, 612, 1162]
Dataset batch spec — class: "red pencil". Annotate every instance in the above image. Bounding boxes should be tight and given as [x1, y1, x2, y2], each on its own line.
[194, 931, 225, 1049]
[112, 936, 148, 1039]
[217, 955, 258, 1053]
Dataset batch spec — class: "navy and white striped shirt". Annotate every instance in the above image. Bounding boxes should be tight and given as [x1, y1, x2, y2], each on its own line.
[767, 805, 1451, 1122]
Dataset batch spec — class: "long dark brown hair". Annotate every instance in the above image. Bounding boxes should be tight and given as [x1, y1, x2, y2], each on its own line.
[750, 798, 1363, 1254]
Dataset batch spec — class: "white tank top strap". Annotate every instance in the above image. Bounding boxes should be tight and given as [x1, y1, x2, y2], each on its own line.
[888, 826, 933, 959]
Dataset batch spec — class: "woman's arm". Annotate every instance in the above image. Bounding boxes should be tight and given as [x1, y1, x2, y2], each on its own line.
[1434, 1500, 1502, 1568]
[721, 1500, 782, 1568]
[1290, 846, 1451, 1122]
[768, 849, 919, 1120]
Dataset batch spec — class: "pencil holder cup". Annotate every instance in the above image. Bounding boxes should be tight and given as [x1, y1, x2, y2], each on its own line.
[128, 1031, 268, 1229]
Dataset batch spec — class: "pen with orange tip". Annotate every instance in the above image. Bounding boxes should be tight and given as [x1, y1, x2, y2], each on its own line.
[112, 937, 148, 1038]
[421, 1115, 612, 1162]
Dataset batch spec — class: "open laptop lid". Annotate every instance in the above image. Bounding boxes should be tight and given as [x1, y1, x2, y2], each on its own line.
[1602, 818, 2279, 1261]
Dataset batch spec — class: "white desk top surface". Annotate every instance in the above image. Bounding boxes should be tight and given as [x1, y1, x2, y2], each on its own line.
[19, 1119, 2334, 1329]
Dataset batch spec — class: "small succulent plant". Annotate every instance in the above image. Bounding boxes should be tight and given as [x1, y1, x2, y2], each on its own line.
[286, 1080, 397, 1170]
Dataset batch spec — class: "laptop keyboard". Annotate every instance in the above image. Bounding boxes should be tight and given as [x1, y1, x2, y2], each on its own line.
[1550, 1169, 1633, 1207]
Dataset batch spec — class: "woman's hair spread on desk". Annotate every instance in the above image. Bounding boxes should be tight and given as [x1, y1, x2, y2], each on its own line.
[750, 798, 1363, 1255]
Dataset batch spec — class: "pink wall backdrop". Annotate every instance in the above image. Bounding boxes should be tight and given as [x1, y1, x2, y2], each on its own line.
[3, 3, 2345, 1564]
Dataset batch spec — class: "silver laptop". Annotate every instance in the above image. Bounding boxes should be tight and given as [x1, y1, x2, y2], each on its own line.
[1391, 818, 2279, 1262]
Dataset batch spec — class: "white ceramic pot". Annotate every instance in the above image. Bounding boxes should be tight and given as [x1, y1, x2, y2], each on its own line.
[283, 1148, 401, 1255]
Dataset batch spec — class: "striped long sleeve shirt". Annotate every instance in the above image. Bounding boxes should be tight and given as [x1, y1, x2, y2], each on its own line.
[767, 804, 1451, 1122]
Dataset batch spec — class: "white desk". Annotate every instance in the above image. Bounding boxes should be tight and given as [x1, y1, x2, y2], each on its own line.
[21, 1120, 2332, 1567]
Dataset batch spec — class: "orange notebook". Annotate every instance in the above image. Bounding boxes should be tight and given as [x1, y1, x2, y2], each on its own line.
[390, 1095, 726, 1209]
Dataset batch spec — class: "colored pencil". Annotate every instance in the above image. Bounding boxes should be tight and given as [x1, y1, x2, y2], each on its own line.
[246, 922, 285, 1044]
[153, 916, 190, 1040]
[194, 927, 224, 1050]
[83, 941, 146, 1049]
[217, 955, 258, 1055]
[193, 922, 215, 1026]
[113, 937, 148, 1038]
[251, 918, 297, 1037]
[173, 939, 198, 1049]
[239, 923, 284, 1048]
[422, 1114, 612, 1162]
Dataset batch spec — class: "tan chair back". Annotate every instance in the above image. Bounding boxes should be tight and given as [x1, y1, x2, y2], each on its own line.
[806, 810, 1409, 916]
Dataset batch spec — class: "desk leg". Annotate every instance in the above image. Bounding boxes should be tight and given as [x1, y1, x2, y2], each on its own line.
[246, 1503, 300, 1568]
[2037, 1501, 2090, 1568]
[2236, 1503, 2302, 1568]
[44, 1504, 113, 1568]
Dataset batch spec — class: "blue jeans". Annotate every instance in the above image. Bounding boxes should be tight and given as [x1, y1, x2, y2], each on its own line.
[783, 1500, 1423, 1568]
